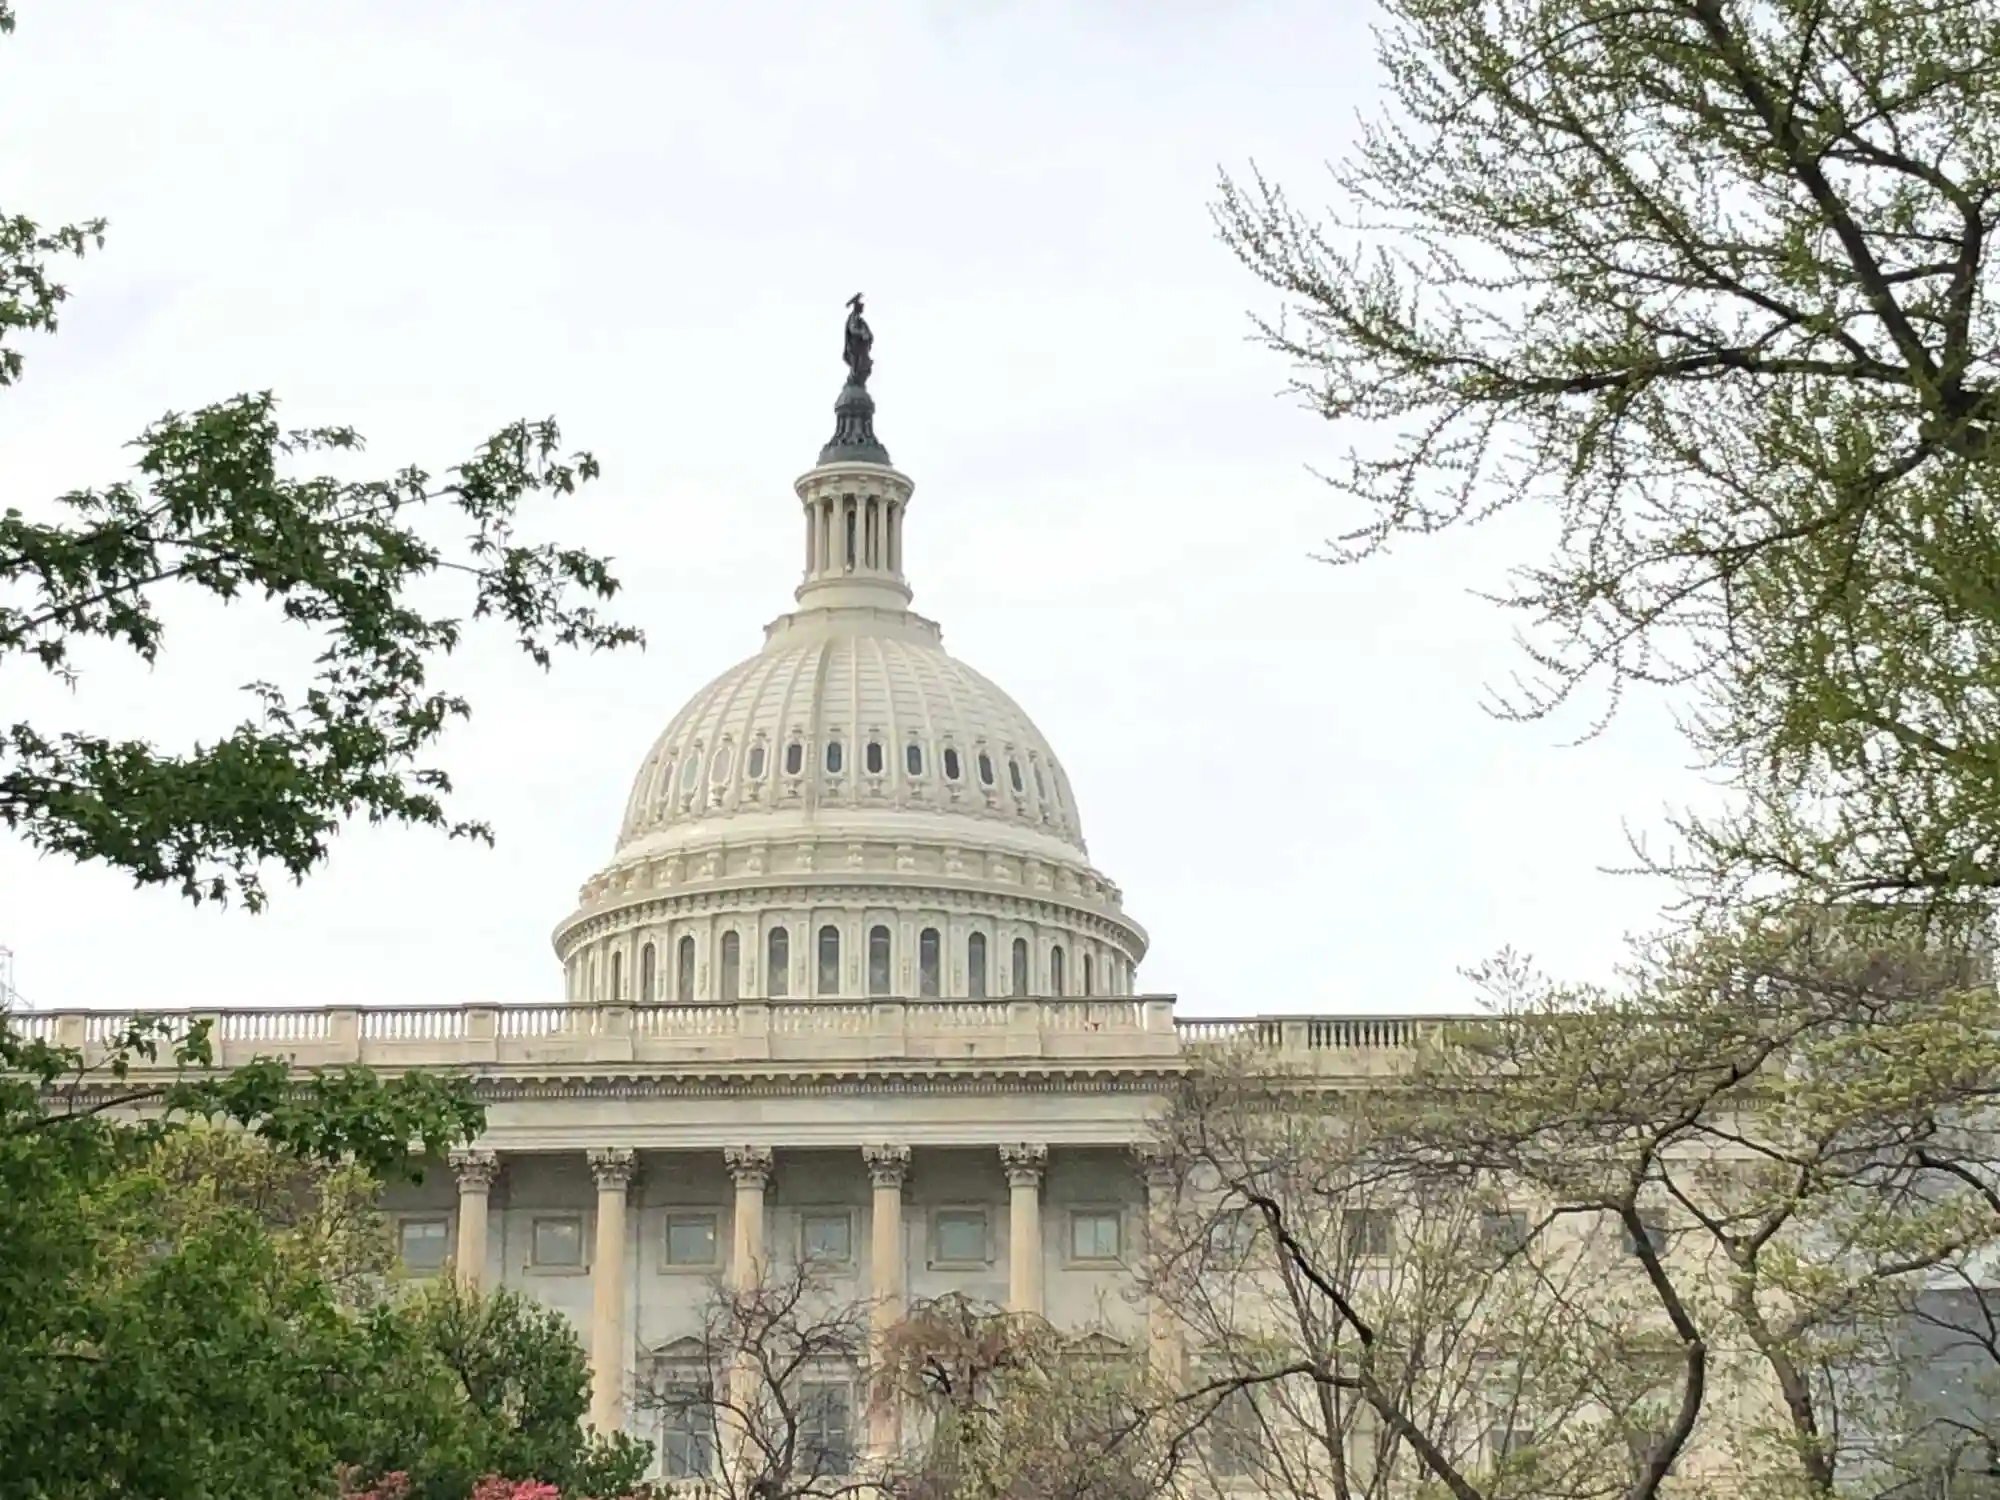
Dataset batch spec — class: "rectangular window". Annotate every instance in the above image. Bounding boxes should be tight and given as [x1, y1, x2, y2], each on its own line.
[1479, 1209, 1530, 1254]
[1343, 1207, 1393, 1259]
[657, 1384, 716, 1478]
[1207, 1208, 1257, 1260]
[666, 1211, 721, 1268]
[1211, 1389, 1263, 1478]
[1486, 1421, 1533, 1464]
[932, 1208, 990, 1266]
[799, 1381, 854, 1474]
[531, 1215, 585, 1270]
[1069, 1208, 1122, 1263]
[800, 1210, 854, 1266]
[1624, 1211, 1669, 1258]
[398, 1216, 449, 1274]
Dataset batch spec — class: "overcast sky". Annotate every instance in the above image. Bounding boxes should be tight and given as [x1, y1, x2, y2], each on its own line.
[0, 0, 1715, 1015]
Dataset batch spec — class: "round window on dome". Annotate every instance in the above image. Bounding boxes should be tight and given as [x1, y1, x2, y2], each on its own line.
[746, 742, 767, 780]
[942, 747, 962, 782]
[784, 741, 803, 776]
[977, 752, 995, 786]
[825, 740, 844, 775]
[865, 740, 884, 775]
[905, 742, 924, 777]
[1008, 759, 1024, 794]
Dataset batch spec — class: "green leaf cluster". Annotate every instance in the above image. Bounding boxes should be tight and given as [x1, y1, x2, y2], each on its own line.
[0, 1014, 649, 1500]
[0, 8, 640, 912]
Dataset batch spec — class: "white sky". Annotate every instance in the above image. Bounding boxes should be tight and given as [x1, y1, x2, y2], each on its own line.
[0, 0, 1714, 1016]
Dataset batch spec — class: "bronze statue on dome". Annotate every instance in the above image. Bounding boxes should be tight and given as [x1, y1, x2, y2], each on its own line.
[842, 293, 873, 386]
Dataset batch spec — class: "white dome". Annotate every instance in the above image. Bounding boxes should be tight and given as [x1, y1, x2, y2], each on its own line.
[552, 381, 1145, 1004]
[614, 610, 1087, 862]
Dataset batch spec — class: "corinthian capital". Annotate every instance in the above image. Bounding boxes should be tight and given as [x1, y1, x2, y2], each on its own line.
[587, 1147, 637, 1191]
[724, 1145, 775, 1187]
[448, 1147, 500, 1193]
[863, 1144, 911, 1188]
[1000, 1143, 1048, 1189]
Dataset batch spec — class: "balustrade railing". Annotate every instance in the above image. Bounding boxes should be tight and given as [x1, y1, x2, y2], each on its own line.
[8, 997, 1442, 1073]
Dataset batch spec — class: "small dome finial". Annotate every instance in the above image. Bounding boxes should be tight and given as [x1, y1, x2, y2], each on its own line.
[819, 293, 891, 465]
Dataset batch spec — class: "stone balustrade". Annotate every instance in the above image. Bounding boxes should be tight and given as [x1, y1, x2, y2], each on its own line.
[7, 998, 1444, 1075]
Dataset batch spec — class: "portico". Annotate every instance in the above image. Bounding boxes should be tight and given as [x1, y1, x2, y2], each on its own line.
[423, 1137, 1164, 1447]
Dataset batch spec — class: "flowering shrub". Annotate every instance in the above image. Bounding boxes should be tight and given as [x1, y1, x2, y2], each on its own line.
[469, 1480, 562, 1500]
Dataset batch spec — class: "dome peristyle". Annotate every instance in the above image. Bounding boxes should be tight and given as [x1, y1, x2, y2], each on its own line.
[552, 340, 1145, 1006]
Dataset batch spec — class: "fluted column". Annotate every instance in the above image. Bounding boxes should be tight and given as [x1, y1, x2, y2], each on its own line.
[864, 1144, 912, 1459]
[721, 1146, 776, 1488]
[587, 1148, 636, 1434]
[1137, 1150, 1187, 1386]
[725, 1146, 774, 1289]
[448, 1148, 499, 1290]
[1001, 1145, 1047, 1316]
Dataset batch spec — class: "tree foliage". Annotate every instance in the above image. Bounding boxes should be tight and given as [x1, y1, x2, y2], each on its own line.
[347, 1278, 652, 1500]
[1150, 912, 2000, 1500]
[0, 1016, 479, 1500]
[1217, 0, 2000, 906]
[1, 1017, 649, 1500]
[0, 8, 641, 912]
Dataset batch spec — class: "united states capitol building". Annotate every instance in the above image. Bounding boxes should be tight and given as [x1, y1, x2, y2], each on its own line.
[26, 307, 1417, 1475]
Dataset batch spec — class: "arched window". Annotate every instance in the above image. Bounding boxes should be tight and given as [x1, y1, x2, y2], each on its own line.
[1032, 762, 1046, 799]
[1008, 759, 1025, 794]
[865, 740, 884, 775]
[767, 927, 790, 998]
[640, 942, 656, 1002]
[978, 752, 996, 787]
[1083, 953, 1094, 997]
[680, 753, 703, 793]
[1011, 937, 1029, 998]
[825, 740, 844, 775]
[784, 741, 803, 776]
[677, 935, 696, 1002]
[905, 742, 923, 776]
[967, 933, 988, 998]
[720, 931, 741, 1001]
[943, 747, 962, 782]
[844, 499, 858, 570]
[711, 742, 736, 785]
[1050, 944, 1066, 996]
[818, 925, 842, 996]
[868, 925, 892, 996]
[609, 949, 624, 1001]
[746, 742, 767, 780]
[918, 927, 941, 998]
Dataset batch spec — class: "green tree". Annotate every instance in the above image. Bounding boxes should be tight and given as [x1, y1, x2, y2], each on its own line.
[1215, 0, 2000, 908]
[347, 1278, 651, 1500]
[0, 1017, 483, 1500]
[0, 6, 641, 913]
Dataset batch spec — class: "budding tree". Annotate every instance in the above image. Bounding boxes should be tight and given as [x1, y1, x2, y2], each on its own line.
[1145, 913, 2000, 1500]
